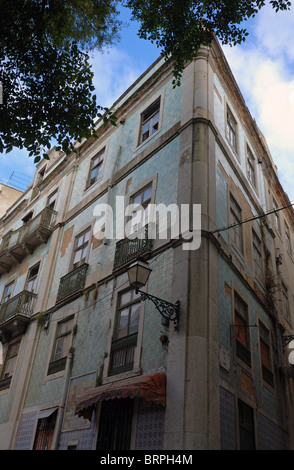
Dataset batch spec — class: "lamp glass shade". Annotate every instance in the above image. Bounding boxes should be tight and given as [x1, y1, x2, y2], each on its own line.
[128, 260, 152, 290]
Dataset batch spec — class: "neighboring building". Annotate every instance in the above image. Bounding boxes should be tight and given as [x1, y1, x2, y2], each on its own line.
[0, 37, 294, 450]
[0, 183, 23, 218]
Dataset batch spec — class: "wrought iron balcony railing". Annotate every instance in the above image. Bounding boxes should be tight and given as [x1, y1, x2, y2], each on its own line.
[113, 224, 153, 271]
[0, 207, 57, 273]
[109, 333, 138, 375]
[56, 263, 89, 304]
[17, 206, 57, 245]
[0, 290, 37, 340]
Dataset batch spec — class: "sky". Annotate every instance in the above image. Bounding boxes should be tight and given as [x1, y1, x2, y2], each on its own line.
[1, 3, 294, 202]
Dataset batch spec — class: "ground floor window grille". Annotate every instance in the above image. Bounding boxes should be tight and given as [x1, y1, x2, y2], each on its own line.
[96, 398, 134, 450]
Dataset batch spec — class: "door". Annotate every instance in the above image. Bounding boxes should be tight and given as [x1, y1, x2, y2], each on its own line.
[96, 398, 134, 450]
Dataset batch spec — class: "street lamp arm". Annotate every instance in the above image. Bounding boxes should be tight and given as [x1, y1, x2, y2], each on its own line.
[137, 290, 180, 331]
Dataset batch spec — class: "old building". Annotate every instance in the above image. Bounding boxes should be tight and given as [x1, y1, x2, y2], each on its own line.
[0, 183, 23, 218]
[0, 37, 294, 450]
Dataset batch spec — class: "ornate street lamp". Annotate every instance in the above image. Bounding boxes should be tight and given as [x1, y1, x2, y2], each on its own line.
[127, 259, 180, 330]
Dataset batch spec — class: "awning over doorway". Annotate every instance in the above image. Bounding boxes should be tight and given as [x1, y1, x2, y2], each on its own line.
[38, 407, 58, 420]
[75, 373, 166, 421]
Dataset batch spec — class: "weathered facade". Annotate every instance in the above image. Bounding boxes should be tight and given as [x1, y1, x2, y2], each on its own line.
[0, 38, 294, 450]
[0, 183, 23, 218]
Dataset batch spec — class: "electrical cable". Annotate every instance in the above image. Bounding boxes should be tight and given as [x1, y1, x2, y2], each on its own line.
[209, 200, 294, 234]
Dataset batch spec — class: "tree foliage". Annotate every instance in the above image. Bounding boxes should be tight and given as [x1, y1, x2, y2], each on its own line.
[0, 0, 120, 162]
[124, 0, 292, 85]
[0, 0, 292, 162]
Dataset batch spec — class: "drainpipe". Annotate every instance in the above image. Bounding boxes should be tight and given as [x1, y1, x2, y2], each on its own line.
[52, 351, 73, 450]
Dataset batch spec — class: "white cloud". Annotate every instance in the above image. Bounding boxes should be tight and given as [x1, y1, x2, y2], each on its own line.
[255, 5, 294, 62]
[90, 48, 145, 109]
[222, 4, 294, 201]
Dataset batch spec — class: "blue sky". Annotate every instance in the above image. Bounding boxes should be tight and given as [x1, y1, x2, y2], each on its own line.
[1, 3, 294, 202]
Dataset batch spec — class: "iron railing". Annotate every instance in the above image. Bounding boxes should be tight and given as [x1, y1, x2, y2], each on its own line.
[56, 263, 88, 304]
[113, 224, 153, 270]
[0, 290, 37, 326]
[0, 207, 57, 254]
[109, 333, 138, 375]
[18, 207, 57, 245]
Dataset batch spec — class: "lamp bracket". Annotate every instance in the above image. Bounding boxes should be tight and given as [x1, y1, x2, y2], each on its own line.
[137, 290, 180, 331]
[282, 335, 294, 349]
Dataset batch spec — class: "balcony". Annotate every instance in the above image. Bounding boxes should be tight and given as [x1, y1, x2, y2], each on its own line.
[0, 207, 57, 274]
[113, 224, 153, 271]
[0, 290, 37, 342]
[56, 263, 88, 304]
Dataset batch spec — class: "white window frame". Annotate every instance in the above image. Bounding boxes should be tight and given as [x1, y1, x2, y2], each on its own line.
[86, 148, 105, 189]
[70, 226, 91, 271]
[285, 221, 292, 255]
[272, 198, 280, 233]
[1, 340, 21, 380]
[51, 316, 74, 363]
[252, 229, 263, 280]
[137, 93, 164, 148]
[1, 280, 15, 303]
[47, 189, 58, 210]
[26, 263, 40, 293]
[229, 193, 243, 254]
[226, 105, 238, 153]
[125, 175, 157, 238]
[246, 146, 256, 189]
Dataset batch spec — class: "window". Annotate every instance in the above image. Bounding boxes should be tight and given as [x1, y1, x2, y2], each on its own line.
[230, 195, 243, 252]
[22, 212, 33, 224]
[109, 290, 141, 375]
[282, 282, 290, 322]
[259, 321, 274, 387]
[129, 183, 152, 235]
[1, 281, 14, 303]
[252, 230, 262, 279]
[47, 190, 58, 210]
[226, 107, 237, 151]
[273, 198, 280, 233]
[52, 317, 74, 363]
[139, 98, 160, 144]
[71, 228, 91, 270]
[238, 400, 255, 450]
[26, 263, 40, 293]
[234, 292, 251, 366]
[87, 149, 105, 188]
[47, 317, 74, 375]
[285, 222, 292, 255]
[1, 341, 20, 380]
[247, 147, 256, 188]
[96, 398, 134, 450]
[36, 166, 46, 186]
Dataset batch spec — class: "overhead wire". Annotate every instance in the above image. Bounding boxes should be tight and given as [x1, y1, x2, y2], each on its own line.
[209, 200, 294, 235]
